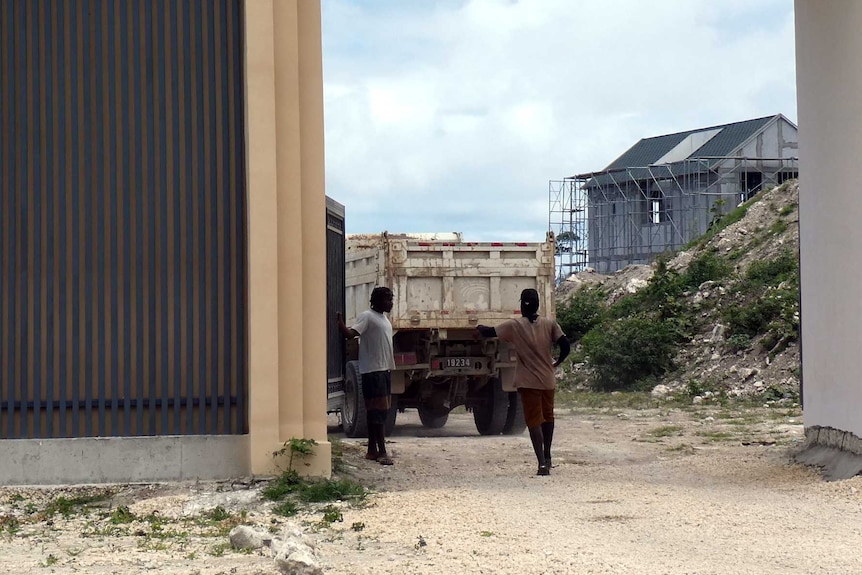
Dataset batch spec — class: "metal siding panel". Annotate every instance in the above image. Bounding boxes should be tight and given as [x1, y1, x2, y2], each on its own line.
[167, 0, 182, 434]
[213, 0, 227, 434]
[119, 0, 131, 436]
[150, 0, 167, 436]
[21, 0, 32, 438]
[226, 0, 242, 434]
[1, 0, 247, 439]
[203, 0, 214, 431]
[1, 0, 12, 439]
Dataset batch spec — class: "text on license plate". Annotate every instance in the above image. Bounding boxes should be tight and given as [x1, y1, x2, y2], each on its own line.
[443, 358, 472, 368]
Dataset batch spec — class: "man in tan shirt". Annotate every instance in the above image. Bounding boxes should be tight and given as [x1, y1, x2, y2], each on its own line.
[477, 288, 570, 476]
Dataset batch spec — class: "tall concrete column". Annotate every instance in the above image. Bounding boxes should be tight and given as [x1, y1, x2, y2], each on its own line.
[795, 0, 862, 471]
[296, 1, 330, 449]
[245, 0, 330, 477]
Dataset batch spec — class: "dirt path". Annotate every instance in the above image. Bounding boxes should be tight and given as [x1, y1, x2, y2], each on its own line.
[2, 404, 861, 575]
[318, 407, 862, 575]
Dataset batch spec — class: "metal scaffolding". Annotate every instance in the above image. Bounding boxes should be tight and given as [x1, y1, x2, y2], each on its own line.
[549, 156, 798, 280]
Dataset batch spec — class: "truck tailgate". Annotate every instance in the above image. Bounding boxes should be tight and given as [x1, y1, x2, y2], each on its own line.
[346, 233, 556, 329]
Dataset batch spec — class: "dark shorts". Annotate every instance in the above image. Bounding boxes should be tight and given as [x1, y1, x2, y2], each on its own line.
[518, 388, 555, 428]
[362, 371, 392, 425]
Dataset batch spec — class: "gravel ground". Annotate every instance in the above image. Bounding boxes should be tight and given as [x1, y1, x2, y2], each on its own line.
[2, 403, 862, 575]
[323, 406, 861, 575]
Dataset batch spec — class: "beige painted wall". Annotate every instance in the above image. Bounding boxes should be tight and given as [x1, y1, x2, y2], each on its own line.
[244, 0, 331, 477]
[795, 0, 862, 437]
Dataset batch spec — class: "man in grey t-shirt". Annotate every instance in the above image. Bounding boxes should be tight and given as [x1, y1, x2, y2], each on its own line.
[337, 287, 396, 465]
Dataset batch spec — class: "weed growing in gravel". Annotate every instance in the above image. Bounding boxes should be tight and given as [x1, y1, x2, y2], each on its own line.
[42, 554, 58, 567]
[193, 507, 244, 537]
[0, 514, 21, 535]
[273, 437, 318, 473]
[262, 470, 304, 501]
[695, 431, 735, 442]
[664, 444, 696, 454]
[42, 492, 112, 519]
[273, 501, 300, 517]
[209, 542, 230, 557]
[648, 425, 683, 438]
[81, 521, 130, 538]
[110, 506, 136, 524]
[263, 438, 368, 522]
[299, 479, 365, 503]
[318, 505, 343, 526]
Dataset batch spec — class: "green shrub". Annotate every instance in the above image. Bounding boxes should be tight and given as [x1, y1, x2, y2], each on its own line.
[689, 198, 753, 249]
[680, 251, 731, 290]
[272, 501, 299, 517]
[298, 478, 366, 503]
[610, 259, 685, 321]
[744, 251, 798, 288]
[725, 333, 752, 352]
[768, 220, 788, 236]
[581, 314, 683, 391]
[556, 286, 606, 342]
[779, 203, 797, 216]
[723, 285, 798, 341]
[722, 296, 784, 337]
[261, 470, 302, 501]
[110, 506, 136, 524]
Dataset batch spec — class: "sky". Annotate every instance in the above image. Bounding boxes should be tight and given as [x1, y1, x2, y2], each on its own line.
[321, 0, 797, 242]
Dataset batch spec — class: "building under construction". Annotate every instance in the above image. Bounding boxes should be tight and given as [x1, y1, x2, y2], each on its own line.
[550, 114, 798, 278]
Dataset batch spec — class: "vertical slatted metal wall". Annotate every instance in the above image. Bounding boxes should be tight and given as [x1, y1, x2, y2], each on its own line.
[325, 199, 345, 396]
[0, 0, 248, 439]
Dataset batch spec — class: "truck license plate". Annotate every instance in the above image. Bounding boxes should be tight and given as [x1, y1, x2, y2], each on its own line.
[443, 357, 473, 368]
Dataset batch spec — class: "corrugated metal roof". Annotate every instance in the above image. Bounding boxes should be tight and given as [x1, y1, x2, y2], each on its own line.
[596, 115, 779, 173]
[689, 116, 774, 158]
[578, 115, 786, 187]
[604, 131, 692, 170]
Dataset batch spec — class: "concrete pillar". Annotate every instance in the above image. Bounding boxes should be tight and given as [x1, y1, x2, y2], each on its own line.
[795, 0, 862, 453]
[296, 1, 330, 456]
[244, 0, 330, 478]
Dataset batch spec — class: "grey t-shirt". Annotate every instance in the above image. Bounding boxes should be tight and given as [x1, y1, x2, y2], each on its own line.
[351, 310, 395, 374]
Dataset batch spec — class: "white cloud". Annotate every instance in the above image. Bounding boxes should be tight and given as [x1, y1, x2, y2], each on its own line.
[322, 0, 797, 241]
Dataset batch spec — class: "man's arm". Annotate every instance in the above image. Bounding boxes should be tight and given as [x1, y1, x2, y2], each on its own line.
[475, 324, 497, 338]
[337, 312, 359, 339]
[553, 335, 571, 368]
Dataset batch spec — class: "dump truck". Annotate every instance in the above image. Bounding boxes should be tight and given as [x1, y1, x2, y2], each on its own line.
[338, 231, 557, 437]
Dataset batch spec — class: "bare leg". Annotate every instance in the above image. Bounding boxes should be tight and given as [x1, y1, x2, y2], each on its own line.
[375, 423, 387, 456]
[375, 423, 393, 465]
[365, 411, 379, 460]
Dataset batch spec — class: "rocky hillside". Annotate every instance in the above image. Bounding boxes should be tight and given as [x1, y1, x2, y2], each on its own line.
[556, 181, 800, 404]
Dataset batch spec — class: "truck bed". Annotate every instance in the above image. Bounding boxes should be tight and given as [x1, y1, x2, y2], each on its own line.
[345, 232, 556, 330]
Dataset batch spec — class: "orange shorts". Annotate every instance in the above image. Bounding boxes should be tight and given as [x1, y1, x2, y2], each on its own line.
[518, 388, 555, 428]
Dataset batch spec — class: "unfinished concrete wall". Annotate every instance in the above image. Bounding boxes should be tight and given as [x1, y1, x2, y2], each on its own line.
[737, 117, 798, 159]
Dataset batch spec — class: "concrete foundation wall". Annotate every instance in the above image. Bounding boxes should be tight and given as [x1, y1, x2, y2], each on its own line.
[0, 435, 250, 486]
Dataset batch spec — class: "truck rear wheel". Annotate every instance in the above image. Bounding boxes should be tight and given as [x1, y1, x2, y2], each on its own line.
[473, 378, 508, 435]
[502, 392, 527, 435]
[418, 405, 449, 429]
[342, 361, 367, 438]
